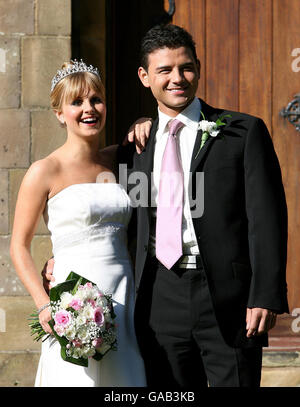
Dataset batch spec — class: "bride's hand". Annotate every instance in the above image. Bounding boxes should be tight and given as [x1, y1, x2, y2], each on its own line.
[39, 307, 53, 335]
[123, 117, 153, 154]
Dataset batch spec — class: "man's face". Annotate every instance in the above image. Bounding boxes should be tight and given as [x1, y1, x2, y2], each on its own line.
[138, 46, 200, 117]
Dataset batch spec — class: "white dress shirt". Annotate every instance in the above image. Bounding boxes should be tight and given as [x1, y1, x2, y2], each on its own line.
[149, 97, 201, 256]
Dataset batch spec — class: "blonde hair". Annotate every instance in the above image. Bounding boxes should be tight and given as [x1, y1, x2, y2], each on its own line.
[50, 62, 105, 112]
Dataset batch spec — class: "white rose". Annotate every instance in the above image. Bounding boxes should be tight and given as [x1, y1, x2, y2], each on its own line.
[198, 120, 217, 133]
[82, 304, 94, 320]
[83, 289, 93, 300]
[84, 347, 96, 358]
[98, 297, 108, 308]
[91, 287, 100, 299]
[77, 326, 89, 343]
[210, 129, 220, 137]
[60, 292, 73, 309]
[76, 314, 87, 326]
[79, 283, 98, 301]
[75, 289, 88, 302]
[72, 347, 83, 359]
[64, 325, 76, 340]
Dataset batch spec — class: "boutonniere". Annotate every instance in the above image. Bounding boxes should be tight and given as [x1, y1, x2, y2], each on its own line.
[194, 112, 232, 159]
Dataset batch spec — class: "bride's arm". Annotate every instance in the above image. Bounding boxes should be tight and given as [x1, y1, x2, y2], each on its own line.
[10, 159, 53, 334]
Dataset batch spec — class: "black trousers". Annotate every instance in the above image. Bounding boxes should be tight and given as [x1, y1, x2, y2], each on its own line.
[134, 258, 262, 387]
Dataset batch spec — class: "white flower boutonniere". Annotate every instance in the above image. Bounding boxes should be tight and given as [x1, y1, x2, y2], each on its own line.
[195, 112, 232, 159]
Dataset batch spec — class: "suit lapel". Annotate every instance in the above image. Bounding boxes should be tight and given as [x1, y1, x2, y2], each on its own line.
[190, 130, 217, 173]
[135, 118, 158, 221]
[190, 99, 220, 174]
[138, 117, 158, 177]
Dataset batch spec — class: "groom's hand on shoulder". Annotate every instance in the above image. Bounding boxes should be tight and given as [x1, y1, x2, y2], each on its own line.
[41, 257, 55, 294]
[123, 117, 153, 154]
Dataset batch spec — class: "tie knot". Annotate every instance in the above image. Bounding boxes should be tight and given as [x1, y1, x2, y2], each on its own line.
[169, 119, 184, 136]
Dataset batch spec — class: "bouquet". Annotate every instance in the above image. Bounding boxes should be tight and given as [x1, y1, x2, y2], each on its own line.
[29, 272, 117, 367]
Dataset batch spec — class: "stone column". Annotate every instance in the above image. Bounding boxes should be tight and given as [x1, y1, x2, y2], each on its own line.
[0, 0, 71, 386]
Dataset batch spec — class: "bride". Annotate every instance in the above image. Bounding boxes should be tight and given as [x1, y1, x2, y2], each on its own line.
[10, 60, 150, 387]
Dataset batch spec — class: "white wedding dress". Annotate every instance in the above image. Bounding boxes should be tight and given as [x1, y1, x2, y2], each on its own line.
[35, 183, 146, 387]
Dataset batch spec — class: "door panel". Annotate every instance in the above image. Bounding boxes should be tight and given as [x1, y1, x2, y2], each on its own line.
[239, 0, 272, 130]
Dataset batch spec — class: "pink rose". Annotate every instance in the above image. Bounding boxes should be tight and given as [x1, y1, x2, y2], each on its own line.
[72, 339, 82, 348]
[54, 324, 65, 337]
[69, 298, 82, 310]
[94, 307, 104, 326]
[92, 337, 103, 348]
[54, 310, 71, 327]
[84, 282, 93, 289]
[87, 299, 96, 307]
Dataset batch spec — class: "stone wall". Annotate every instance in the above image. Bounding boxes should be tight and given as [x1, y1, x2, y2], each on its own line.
[0, 0, 71, 386]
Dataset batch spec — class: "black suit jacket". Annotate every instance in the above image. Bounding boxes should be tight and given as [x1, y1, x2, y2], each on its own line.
[118, 99, 289, 347]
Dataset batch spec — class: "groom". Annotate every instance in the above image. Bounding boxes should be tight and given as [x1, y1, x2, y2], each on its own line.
[120, 24, 288, 387]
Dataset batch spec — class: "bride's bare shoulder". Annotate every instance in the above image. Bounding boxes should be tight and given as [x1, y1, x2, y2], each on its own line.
[28, 154, 61, 178]
[22, 154, 62, 197]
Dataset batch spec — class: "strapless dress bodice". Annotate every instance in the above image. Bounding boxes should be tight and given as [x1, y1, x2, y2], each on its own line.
[44, 183, 132, 256]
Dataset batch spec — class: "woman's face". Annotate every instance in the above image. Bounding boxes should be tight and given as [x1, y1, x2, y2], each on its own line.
[56, 87, 106, 139]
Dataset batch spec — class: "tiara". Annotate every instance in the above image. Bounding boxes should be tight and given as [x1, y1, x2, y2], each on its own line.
[50, 59, 101, 92]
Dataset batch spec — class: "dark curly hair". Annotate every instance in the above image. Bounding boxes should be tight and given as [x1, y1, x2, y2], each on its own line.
[140, 24, 198, 70]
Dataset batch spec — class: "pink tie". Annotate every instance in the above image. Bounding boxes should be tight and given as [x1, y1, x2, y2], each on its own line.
[156, 119, 184, 269]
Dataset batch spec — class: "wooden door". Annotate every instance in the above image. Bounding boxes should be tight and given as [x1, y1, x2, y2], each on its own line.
[168, 0, 300, 348]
